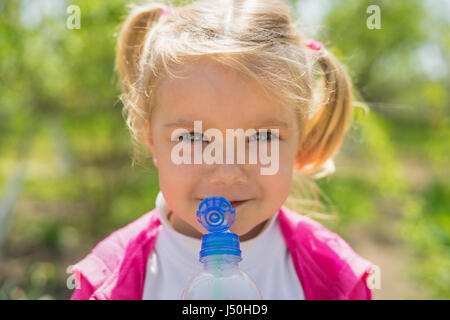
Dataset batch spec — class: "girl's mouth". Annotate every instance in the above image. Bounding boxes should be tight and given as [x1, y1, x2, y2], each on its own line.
[230, 200, 248, 208]
[197, 198, 251, 209]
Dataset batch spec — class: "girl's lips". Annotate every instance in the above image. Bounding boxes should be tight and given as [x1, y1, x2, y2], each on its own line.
[196, 198, 252, 209]
[230, 200, 248, 208]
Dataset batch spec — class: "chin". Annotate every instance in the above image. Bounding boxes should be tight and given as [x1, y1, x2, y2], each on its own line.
[229, 223, 252, 237]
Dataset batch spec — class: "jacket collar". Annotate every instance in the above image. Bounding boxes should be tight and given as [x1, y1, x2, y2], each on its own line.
[86, 206, 369, 300]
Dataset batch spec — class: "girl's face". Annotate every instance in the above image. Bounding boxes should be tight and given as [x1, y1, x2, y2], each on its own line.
[147, 57, 300, 241]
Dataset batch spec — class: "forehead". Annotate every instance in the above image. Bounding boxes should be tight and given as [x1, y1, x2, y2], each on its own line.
[156, 57, 295, 128]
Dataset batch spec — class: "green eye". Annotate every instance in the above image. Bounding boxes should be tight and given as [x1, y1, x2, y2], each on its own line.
[249, 131, 279, 142]
[179, 132, 209, 142]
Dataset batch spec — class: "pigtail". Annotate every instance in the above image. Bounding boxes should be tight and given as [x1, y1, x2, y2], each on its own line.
[295, 50, 354, 174]
[115, 2, 167, 93]
[115, 2, 173, 166]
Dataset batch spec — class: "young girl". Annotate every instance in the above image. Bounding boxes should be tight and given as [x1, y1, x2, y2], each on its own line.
[71, 0, 373, 300]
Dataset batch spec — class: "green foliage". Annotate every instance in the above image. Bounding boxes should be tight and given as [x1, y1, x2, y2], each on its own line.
[319, 0, 449, 299]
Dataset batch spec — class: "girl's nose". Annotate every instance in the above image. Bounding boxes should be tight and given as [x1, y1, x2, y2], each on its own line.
[207, 164, 248, 186]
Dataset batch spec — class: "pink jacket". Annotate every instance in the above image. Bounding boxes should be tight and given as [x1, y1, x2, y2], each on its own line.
[70, 206, 373, 300]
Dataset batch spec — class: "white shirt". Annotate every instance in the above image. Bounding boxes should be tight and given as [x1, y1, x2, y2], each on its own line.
[142, 191, 305, 300]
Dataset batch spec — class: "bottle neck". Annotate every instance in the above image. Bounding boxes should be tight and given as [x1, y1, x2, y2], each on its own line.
[202, 254, 240, 274]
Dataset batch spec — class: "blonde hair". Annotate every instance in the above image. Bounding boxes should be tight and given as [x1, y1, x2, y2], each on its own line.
[115, 0, 354, 218]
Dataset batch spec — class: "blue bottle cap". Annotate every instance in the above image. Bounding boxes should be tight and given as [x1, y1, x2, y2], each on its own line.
[196, 196, 235, 232]
[196, 196, 242, 262]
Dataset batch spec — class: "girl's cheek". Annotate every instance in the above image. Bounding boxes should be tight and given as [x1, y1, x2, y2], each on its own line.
[161, 163, 200, 183]
[257, 146, 295, 188]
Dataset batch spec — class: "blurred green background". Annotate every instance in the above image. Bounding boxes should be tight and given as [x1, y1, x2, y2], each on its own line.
[0, 0, 448, 299]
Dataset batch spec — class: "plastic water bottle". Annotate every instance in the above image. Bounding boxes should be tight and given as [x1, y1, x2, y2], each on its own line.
[181, 196, 262, 300]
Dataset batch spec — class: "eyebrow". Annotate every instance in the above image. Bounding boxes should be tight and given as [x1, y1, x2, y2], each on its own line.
[164, 119, 289, 128]
[164, 120, 199, 128]
[251, 120, 289, 128]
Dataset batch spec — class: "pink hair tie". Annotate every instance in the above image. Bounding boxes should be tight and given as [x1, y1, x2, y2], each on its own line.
[159, 5, 175, 18]
[306, 38, 323, 51]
